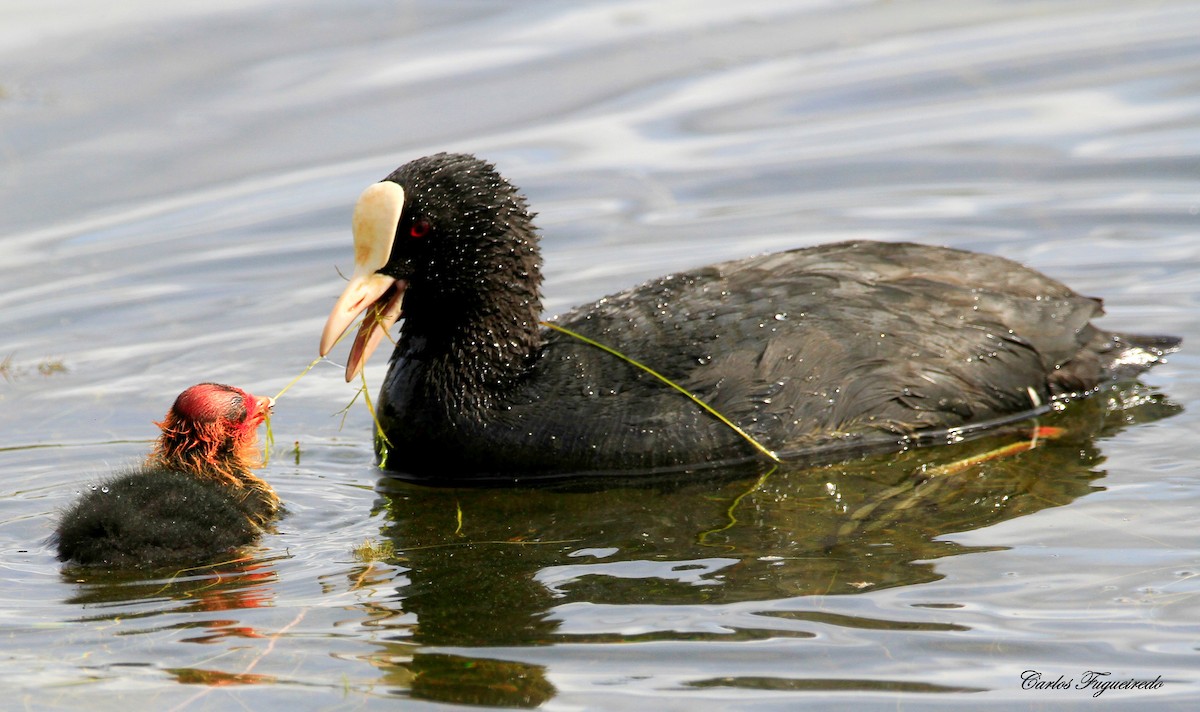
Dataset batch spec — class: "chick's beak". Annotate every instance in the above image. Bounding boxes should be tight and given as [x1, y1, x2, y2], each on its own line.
[249, 393, 274, 423]
[319, 181, 408, 382]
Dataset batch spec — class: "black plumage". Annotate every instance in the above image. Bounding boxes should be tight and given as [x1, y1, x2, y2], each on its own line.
[320, 153, 1178, 480]
[54, 469, 267, 569]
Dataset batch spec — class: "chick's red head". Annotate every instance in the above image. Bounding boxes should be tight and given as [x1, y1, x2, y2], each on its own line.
[152, 383, 274, 485]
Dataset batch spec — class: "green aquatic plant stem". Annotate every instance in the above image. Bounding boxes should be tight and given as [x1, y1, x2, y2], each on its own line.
[291, 314, 781, 468]
[540, 321, 781, 464]
[360, 368, 393, 468]
[267, 311, 395, 465]
[273, 354, 323, 402]
[264, 354, 324, 466]
[698, 465, 777, 547]
[263, 412, 274, 466]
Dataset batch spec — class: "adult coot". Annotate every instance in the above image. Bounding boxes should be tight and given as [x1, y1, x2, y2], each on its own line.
[320, 153, 1178, 480]
[55, 383, 279, 568]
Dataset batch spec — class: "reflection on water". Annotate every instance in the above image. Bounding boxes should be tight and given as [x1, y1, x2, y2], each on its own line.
[62, 559, 282, 614]
[344, 383, 1173, 706]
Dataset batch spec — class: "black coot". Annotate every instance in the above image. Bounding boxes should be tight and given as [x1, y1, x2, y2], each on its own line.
[320, 153, 1178, 480]
[55, 383, 279, 568]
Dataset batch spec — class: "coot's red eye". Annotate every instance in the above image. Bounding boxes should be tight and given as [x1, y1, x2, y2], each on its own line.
[410, 218, 431, 239]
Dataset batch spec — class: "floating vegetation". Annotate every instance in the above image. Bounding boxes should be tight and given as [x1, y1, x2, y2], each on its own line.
[38, 358, 68, 376]
[353, 538, 395, 563]
[1, 354, 68, 381]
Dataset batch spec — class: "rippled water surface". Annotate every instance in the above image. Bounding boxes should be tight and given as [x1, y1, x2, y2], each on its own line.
[3, 1, 1199, 709]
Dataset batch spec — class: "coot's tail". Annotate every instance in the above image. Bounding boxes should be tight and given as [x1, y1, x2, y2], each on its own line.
[1100, 332, 1181, 381]
[1051, 330, 1178, 396]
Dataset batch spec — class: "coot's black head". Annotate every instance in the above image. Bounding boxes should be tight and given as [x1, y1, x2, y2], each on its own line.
[320, 153, 543, 381]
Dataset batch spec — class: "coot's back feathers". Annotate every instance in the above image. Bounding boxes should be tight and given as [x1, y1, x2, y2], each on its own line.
[320, 153, 1178, 480]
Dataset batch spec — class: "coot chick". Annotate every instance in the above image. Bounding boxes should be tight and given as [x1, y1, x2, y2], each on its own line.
[320, 153, 1178, 480]
[55, 383, 279, 568]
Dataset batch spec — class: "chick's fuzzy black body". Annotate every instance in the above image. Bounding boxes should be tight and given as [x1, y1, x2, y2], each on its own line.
[364, 154, 1177, 480]
[53, 383, 278, 569]
[54, 468, 270, 569]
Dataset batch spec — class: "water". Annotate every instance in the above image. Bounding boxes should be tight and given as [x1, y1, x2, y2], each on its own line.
[2, 1, 1199, 709]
